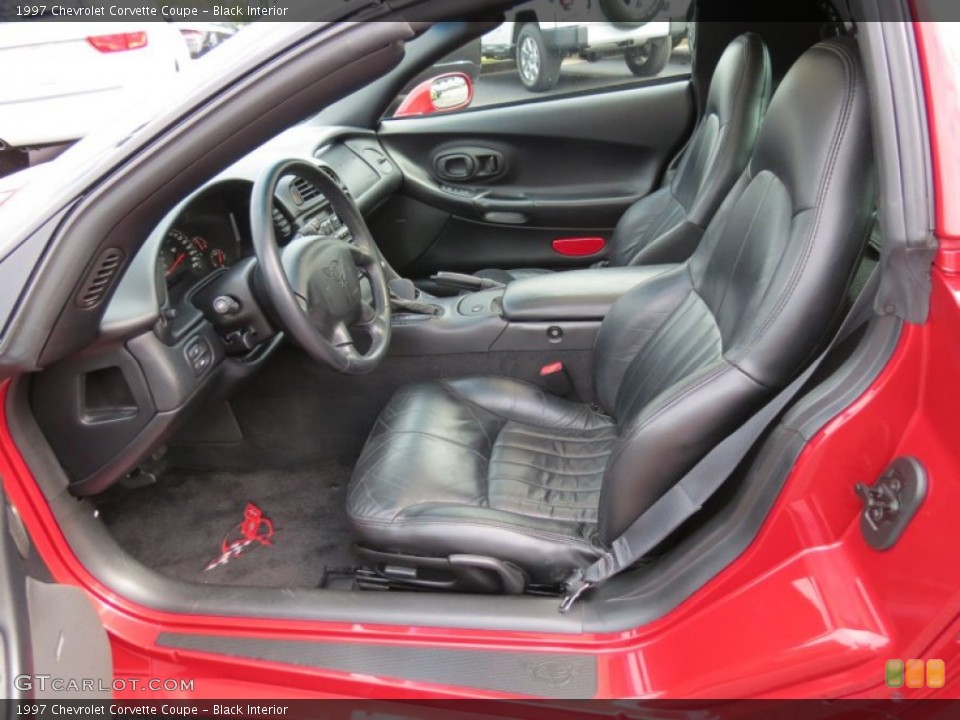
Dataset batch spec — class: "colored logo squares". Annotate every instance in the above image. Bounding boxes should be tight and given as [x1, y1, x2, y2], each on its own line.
[885, 659, 945, 688]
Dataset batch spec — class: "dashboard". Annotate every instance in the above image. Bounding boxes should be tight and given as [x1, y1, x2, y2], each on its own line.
[32, 128, 402, 495]
[158, 145, 376, 305]
[150, 134, 399, 338]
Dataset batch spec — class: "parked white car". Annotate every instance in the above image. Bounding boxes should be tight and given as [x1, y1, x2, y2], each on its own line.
[481, 0, 685, 91]
[0, 22, 191, 174]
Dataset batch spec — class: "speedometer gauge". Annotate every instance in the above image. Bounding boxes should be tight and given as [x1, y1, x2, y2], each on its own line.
[161, 229, 207, 285]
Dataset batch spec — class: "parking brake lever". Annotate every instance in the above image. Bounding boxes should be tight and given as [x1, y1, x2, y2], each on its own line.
[430, 271, 505, 292]
[389, 278, 442, 316]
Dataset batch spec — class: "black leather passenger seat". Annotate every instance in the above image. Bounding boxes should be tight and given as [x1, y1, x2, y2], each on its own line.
[475, 32, 773, 284]
[347, 38, 875, 587]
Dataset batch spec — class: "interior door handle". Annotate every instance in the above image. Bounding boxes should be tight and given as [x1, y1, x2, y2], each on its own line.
[473, 151, 503, 178]
[435, 153, 477, 182]
[433, 148, 506, 183]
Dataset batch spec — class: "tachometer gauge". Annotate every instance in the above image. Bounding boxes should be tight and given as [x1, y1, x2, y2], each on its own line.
[161, 229, 207, 284]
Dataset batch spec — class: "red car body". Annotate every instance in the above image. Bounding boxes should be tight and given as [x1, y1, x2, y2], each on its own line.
[0, 19, 958, 705]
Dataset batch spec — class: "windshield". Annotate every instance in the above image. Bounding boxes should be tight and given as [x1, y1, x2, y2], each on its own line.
[0, 22, 314, 256]
[64, 23, 298, 158]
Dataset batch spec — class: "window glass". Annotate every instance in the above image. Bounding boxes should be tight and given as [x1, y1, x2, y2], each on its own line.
[390, 19, 694, 119]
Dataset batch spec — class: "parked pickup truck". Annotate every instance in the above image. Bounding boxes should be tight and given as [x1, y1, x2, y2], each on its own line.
[482, 0, 687, 91]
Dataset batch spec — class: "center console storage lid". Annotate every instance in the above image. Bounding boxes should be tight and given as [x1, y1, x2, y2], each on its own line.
[501, 265, 680, 322]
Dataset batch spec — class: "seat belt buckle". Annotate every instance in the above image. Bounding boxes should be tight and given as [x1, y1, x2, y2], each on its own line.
[558, 571, 593, 613]
[540, 361, 574, 398]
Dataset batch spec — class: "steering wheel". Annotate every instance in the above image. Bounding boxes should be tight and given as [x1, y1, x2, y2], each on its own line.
[251, 158, 391, 375]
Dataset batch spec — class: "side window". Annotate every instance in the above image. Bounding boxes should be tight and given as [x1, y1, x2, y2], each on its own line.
[390, 18, 694, 119]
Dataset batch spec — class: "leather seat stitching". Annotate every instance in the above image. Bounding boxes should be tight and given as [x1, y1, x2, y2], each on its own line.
[373, 430, 493, 461]
[488, 461, 608, 478]
[441, 377, 610, 431]
[496, 428, 617, 443]
[612, 292, 701, 413]
[493, 444, 614, 459]
[734, 42, 857, 360]
[489, 494, 601, 512]
[711, 172, 777, 322]
[436, 378, 500, 448]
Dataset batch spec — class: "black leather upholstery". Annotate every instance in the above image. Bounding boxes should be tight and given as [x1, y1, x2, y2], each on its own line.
[348, 38, 875, 584]
[475, 33, 772, 284]
[500, 265, 678, 322]
[348, 379, 611, 582]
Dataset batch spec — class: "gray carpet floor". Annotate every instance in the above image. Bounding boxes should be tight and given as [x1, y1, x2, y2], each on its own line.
[96, 463, 357, 588]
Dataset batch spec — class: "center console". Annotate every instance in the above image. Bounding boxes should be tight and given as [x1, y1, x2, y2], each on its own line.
[389, 265, 679, 356]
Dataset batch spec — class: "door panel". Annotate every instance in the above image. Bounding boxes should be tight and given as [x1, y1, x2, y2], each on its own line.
[1, 488, 31, 708]
[1, 483, 113, 704]
[374, 79, 695, 275]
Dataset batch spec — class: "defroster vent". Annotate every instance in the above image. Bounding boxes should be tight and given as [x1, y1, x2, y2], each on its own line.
[76, 248, 124, 309]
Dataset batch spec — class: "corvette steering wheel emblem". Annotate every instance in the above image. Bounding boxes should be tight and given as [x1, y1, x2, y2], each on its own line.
[204, 503, 275, 572]
[323, 259, 347, 289]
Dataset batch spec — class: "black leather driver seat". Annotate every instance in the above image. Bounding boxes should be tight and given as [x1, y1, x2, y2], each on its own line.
[474, 32, 772, 285]
[347, 38, 874, 587]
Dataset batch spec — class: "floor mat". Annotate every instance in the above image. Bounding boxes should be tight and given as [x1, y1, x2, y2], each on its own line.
[96, 463, 357, 588]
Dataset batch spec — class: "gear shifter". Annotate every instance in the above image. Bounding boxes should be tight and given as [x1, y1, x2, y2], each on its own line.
[389, 278, 442, 316]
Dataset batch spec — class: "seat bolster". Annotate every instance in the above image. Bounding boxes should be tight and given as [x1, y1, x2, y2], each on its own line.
[593, 266, 694, 413]
[627, 220, 705, 266]
[599, 363, 769, 544]
[682, 33, 772, 226]
[358, 381, 503, 456]
[607, 186, 689, 267]
[440, 377, 614, 432]
[347, 382, 499, 524]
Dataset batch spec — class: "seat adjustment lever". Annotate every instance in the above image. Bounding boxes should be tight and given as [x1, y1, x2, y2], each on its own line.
[448, 555, 527, 595]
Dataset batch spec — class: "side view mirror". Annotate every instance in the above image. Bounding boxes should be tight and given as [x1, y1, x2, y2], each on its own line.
[393, 72, 474, 118]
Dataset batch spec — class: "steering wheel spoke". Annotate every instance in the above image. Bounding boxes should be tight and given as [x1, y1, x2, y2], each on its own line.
[356, 297, 378, 326]
[348, 243, 378, 269]
[330, 319, 355, 348]
[353, 298, 391, 346]
[251, 159, 391, 375]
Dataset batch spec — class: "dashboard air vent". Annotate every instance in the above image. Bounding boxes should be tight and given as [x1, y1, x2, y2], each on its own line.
[76, 248, 124, 309]
[290, 176, 321, 205]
